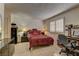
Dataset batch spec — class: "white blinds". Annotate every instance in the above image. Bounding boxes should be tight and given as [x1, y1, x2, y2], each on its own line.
[50, 21, 55, 32]
[56, 19, 64, 32]
[50, 18, 64, 32]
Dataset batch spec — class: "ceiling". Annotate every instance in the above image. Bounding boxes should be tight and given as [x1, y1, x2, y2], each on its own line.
[5, 3, 78, 20]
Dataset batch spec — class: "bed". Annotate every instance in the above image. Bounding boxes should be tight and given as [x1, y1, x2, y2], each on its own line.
[27, 29, 54, 49]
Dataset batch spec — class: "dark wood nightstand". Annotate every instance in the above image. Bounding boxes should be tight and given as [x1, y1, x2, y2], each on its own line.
[21, 36, 28, 42]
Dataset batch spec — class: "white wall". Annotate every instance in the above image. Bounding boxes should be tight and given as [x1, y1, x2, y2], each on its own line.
[0, 3, 12, 49]
[0, 3, 4, 49]
[0, 3, 4, 39]
[44, 6, 79, 44]
[44, 6, 79, 32]
[11, 12, 43, 30]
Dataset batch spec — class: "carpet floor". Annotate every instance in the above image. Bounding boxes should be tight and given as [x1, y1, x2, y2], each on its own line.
[13, 42, 64, 56]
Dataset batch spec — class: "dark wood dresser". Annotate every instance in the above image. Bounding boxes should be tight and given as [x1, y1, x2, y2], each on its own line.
[21, 36, 28, 42]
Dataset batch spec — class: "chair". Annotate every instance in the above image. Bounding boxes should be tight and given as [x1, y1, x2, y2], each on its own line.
[58, 34, 76, 56]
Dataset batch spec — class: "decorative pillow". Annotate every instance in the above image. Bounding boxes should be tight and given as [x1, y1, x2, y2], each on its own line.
[28, 29, 44, 35]
[32, 32, 39, 35]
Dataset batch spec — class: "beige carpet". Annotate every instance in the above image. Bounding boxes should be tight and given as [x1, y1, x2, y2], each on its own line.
[13, 42, 62, 56]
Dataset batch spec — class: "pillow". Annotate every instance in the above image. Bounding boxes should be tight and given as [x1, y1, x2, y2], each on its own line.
[32, 31, 40, 35]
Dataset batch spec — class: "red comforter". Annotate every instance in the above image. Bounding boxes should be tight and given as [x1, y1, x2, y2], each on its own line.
[29, 34, 54, 49]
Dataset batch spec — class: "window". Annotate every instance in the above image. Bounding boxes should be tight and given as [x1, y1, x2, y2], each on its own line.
[50, 21, 55, 32]
[56, 19, 64, 32]
[50, 18, 64, 33]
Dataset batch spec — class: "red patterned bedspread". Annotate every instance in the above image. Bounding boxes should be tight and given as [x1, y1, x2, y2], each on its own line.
[29, 34, 54, 49]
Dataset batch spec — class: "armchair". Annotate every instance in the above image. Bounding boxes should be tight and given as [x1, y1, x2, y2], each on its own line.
[57, 34, 76, 56]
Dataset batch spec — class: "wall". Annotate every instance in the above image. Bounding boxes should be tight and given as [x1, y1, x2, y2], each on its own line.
[0, 3, 11, 49]
[43, 5, 79, 44]
[4, 6, 11, 44]
[11, 12, 43, 30]
[44, 6, 79, 33]
[0, 3, 4, 49]
[0, 4, 4, 39]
